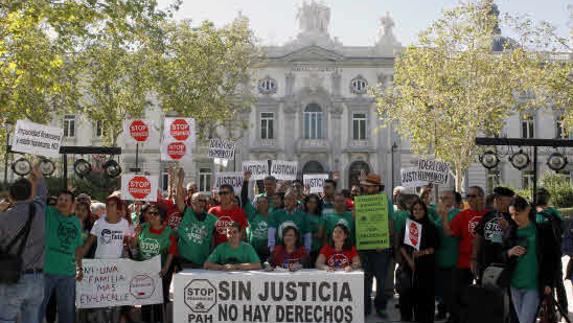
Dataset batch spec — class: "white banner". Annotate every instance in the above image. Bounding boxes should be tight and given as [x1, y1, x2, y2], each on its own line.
[208, 139, 236, 160]
[161, 117, 196, 161]
[76, 256, 163, 309]
[270, 160, 298, 181]
[123, 119, 156, 144]
[242, 160, 269, 181]
[174, 269, 364, 323]
[121, 174, 159, 202]
[213, 172, 244, 195]
[11, 120, 63, 158]
[303, 174, 329, 194]
[404, 219, 422, 251]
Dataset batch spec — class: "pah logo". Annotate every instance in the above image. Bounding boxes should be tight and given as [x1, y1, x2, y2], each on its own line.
[185, 279, 217, 313]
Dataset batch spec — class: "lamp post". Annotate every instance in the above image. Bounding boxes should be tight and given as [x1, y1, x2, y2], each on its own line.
[390, 141, 398, 191]
[4, 121, 14, 186]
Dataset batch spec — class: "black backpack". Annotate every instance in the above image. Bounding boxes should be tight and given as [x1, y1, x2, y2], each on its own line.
[0, 204, 36, 284]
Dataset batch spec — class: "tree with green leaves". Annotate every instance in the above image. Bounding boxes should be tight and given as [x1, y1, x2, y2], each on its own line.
[154, 15, 258, 139]
[373, 0, 555, 191]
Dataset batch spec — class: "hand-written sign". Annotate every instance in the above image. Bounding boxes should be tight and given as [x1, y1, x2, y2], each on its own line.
[303, 174, 329, 194]
[208, 139, 236, 160]
[354, 194, 390, 250]
[401, 159, 450, 187]
[76, 256, 163, 309]
[404, 219, 422, 251]
[174, 269, 364, 323]
[400, 167, 427, 188]
[242, 160, 269, 181]
[121, 175, 159, 202]
[213, 172, 244, 195]
[11, 120, 63, 158]
[270, 160, 298, 181]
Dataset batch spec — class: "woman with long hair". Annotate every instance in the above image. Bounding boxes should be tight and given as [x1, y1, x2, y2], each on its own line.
[315, 223, 360, 272]
[269, 225, 308, 271]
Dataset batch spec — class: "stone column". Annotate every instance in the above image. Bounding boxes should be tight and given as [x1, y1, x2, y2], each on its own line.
[286, 72, 295, 96]
[284, 101, 298, 159]
[330, 101, 344, 172]
[331, 71, 341, 97]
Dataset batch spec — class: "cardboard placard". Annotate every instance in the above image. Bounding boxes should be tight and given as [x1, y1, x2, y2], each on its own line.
[303, 174, 329, 194]
[404, 219, 422, 251]
[76, 256, 163, 309]
[121, 174, 159, 202]
[213, 172, 244, 195]
[161, 117, 195, 161]
[123, 119, 156, 144]
[11, 120, 63, 158]
[173, 269, 364, 323]
[354, 194, 390, 250]
[208, 139, 236, 160]
[270, 160, 298, 181]
[242, 160, 269, 181]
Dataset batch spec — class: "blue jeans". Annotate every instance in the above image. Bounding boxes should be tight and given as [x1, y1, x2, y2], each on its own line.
[39, 274, 76, 323]
[361, 249, 391, 315]
[0, 273, 44, 323]
[510, 287, 539, 323]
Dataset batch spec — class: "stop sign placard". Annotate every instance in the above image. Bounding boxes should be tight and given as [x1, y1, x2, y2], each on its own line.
[128, 176, 152, 200]
[129, 120, 149, 142]
[170, 119, 190, 141]
[167, 142, 186, 160]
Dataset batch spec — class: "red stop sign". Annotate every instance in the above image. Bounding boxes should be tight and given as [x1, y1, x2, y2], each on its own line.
[408, 222, 419, 247]
[128, 176, 151, 200]
[170, 119, 190, 141]
[167, 142, 186, 160]
[129, 120, 149, 142]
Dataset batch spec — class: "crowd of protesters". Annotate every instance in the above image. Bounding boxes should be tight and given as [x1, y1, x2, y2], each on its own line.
[0, 163, 571, 323]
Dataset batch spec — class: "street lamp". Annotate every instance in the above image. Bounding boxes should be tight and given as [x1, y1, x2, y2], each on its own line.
[4, 121, 14, 186]
[390, 142, 398, 191]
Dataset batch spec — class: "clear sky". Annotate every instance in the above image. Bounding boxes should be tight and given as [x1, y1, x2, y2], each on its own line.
[158, 0, 571, 47]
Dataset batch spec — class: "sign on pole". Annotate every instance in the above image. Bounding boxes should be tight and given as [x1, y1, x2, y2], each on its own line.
[161, 117, 195, 161]
[213, 172, 243, 195]
[11, 120, 63, 158]
[174, 269, 365, 323]
[76, 256, 163, 309]
[354, 194, 390, 250]
[208, 139, 236, 160]
[303, 174, 329, 194]
[123, 119, 156, 144]
[270, 160, 298, 181]
[401, 159, 450, 187]
[242, 160, 269, 181]
[121, 174, 159, 202]
[404, 219, 422, 251]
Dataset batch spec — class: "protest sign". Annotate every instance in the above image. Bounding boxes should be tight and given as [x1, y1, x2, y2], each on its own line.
[123, 119, 156, 144]
[404, 219, 422, 251]
[354, 194, 390, 250]
[400, 167, 428, 188]
[11, 120, 63, 158]
[208, 139, 236, 160]
[213, 172, 244, 195]
[303, 174, 329, 194]
[161, 117, 195, 161]
[242, 160, 269, 181]
[401, 159, 450, 187]
[76, 256, 163, 309]
[174, 269, 364, 323]
[121, 174, 159, 202]
[270, 160, 298, 181]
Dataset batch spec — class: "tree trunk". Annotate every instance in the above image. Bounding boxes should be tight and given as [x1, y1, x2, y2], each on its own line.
[454, 163, 464, 193]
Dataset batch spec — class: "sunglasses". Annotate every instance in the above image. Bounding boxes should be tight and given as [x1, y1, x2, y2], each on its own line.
[147, 211, 160, 216]
[218, 191, 231, 196]
[466, 194, 478, 198]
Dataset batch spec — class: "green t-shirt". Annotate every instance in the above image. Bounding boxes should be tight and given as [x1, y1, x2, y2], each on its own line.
[269, 208, 308, 245]
[511, 223, 538, 290]
[247, 213, 270, 253]
[44, 206, 82, 276]
[536, 207, 563, 224]
[322, 211, 355, 245]
[255, 192, 275, 212]
[427, 205, 441, 226]
[435, 208, 461, 268]
[305, 213, 323, 253]
[393, 210, 410, 234]
[206, 241, 260, 265]
[137, 223, 173, 264]
[177, 208, 218, 265]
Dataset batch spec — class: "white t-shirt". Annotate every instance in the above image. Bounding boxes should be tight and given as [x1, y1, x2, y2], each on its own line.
[90, 217, 133, 259]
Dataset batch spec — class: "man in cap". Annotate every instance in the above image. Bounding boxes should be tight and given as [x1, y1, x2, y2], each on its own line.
[473, 186, 515, 282]
[359, 173, 394, 318]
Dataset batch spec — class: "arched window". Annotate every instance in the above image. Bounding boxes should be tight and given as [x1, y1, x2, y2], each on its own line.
[350, 76, 368, 94]
[302, 161, 325, 175]
[348, 161, 370, 186]
[304, 103, 323, 139]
